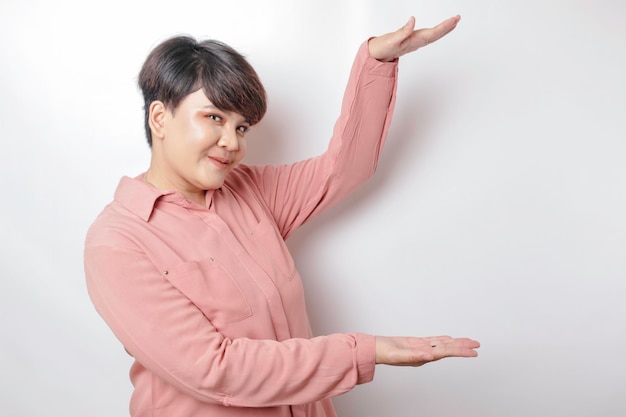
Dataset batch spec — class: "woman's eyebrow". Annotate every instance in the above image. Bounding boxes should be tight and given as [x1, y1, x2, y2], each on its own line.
[201, 104, 251, 124]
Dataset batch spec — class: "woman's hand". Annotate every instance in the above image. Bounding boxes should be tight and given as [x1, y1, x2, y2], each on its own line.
[368, 15, 461, 62]
[376, 335, 480, 366]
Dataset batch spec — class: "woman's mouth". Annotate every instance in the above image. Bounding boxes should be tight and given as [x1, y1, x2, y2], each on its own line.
[208, 155, 231, 169]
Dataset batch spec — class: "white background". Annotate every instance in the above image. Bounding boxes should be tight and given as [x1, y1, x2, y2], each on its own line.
[1, 1, 625, 416]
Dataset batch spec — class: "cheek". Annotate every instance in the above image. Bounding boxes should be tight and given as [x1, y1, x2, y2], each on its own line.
[236, 139, 248, 161]
[164, 119, 199, 149]
[188, 121, 212, 141]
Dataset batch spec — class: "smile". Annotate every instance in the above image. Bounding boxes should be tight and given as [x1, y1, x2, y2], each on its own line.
[208, 155, 231, 168]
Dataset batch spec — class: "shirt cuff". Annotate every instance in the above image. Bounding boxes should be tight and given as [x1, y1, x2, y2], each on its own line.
[363, 38, 400, 71]
[353, 332, 376, 384]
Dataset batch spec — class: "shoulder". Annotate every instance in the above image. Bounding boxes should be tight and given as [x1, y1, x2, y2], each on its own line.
[85, 198, 145, 251]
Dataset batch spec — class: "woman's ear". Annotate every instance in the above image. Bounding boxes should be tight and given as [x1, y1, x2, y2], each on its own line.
[148, 101, 167, 141]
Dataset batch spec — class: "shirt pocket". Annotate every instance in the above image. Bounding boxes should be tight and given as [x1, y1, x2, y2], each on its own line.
[250, 217, 296, 281]
[165, 258, 252, 325]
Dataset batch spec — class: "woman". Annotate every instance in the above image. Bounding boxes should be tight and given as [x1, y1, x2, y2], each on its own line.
[84, 14, 479, 417]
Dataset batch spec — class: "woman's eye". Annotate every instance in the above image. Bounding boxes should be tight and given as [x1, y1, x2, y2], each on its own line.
[207, 114, 222, 121]
[237, 126, 250, 134]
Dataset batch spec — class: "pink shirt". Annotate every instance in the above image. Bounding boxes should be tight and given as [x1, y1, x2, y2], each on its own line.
[84, 40, 398, 417]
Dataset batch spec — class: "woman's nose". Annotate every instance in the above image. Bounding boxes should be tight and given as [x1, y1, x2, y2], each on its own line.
[217, 129, 239, 151]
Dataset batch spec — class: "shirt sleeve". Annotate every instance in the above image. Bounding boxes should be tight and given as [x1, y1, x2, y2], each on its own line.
[84, 238, 376, 408]
[245, 40, 398, 239]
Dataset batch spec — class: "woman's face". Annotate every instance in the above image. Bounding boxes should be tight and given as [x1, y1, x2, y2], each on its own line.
[155, 89, 250, 197]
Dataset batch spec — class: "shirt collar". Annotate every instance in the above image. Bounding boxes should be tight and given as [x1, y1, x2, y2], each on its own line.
[114, 173, 218, 221]
[114, 174, 166, 221]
